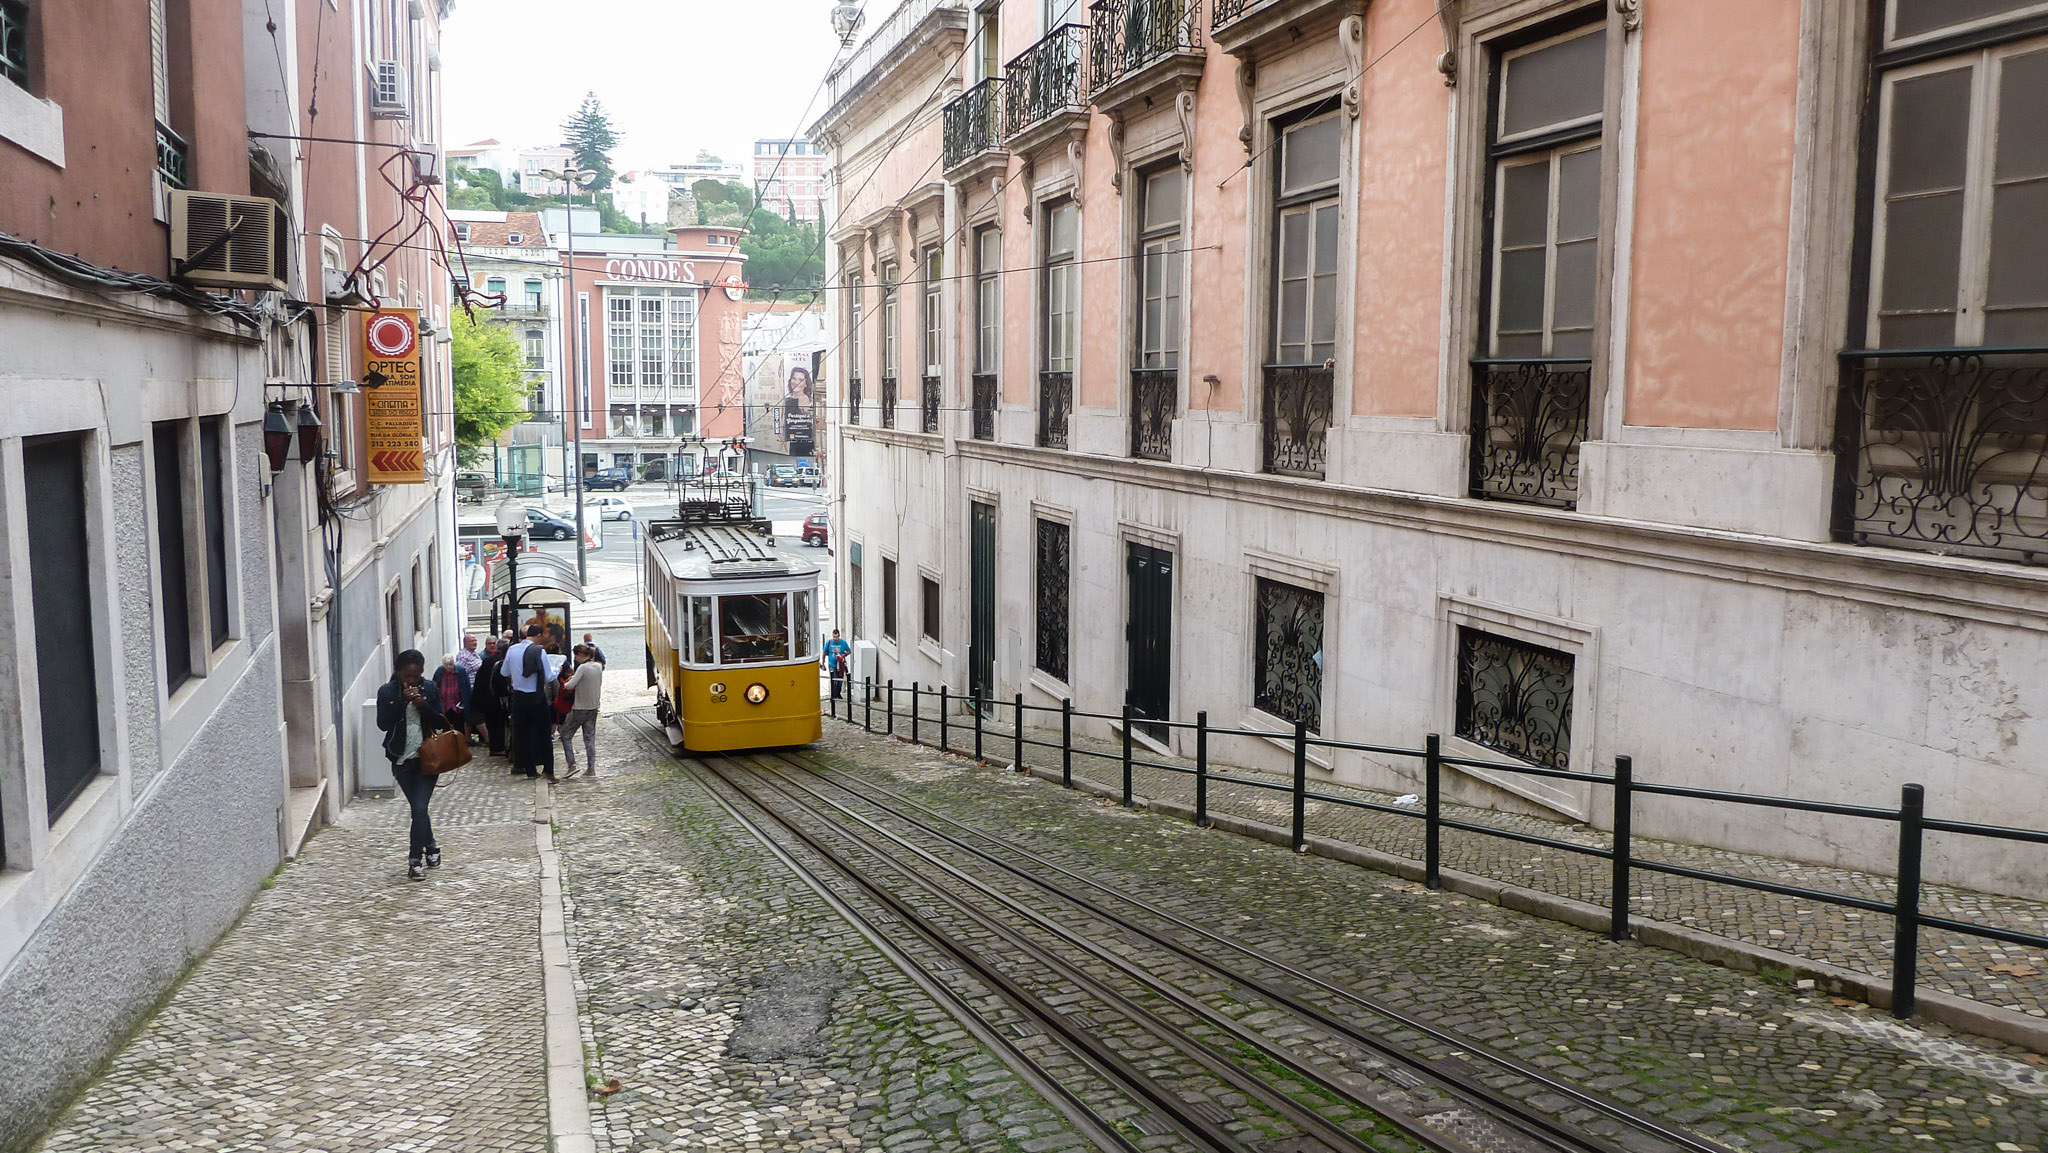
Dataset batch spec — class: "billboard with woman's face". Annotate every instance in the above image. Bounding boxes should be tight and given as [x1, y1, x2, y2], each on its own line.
[782, 364, 815, 455]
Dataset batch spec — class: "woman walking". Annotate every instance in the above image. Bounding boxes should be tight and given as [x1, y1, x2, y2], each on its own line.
[376, 649, 446, 881]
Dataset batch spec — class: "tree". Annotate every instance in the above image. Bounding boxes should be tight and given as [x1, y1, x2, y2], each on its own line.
[740, 219, 825, 299]
[560, 92, 621, 191]
[450, 312, 529, 463]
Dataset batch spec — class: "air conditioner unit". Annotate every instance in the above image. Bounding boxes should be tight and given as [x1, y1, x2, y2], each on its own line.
[410, 146, 443, 186]
[324, 266, 369, 307]
[168, 191, 289, 292]
[371, 59, 409, 120]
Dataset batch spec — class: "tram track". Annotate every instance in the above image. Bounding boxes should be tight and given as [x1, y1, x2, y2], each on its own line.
[618, 712, 1732, 1153]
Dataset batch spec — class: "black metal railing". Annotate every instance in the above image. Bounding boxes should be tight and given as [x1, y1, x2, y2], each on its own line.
[1832, 348, 2048, 564]
[1004, 24, 1090, 140]
[920, 374, 942, 434]
[828, 682, 2048, 1025]
[1089, 0, 1202, 95]
[156, 121, 190, 190]
[848, 377, 864, 426]
[1, 0, 28, 88]
[1261, 364, 1331, 479]
[1130, 368, 1175, 460]
[1469, 358, 1592, 509]
[942, 77, 1006, 172]
[880, 375, 898, 430]
[1037, 371, 1072, 449]
[972, 373, 998, 441]
[1208, 0, 1265, 29]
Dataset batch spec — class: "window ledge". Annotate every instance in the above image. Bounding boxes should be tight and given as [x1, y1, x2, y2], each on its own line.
[0, 81, 65, 167]
[1239, 709, 1333, 771]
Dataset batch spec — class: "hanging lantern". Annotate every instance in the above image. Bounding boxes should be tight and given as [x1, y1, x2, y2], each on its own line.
[295, 400, 323, 465]
[262, 404, 293, 473]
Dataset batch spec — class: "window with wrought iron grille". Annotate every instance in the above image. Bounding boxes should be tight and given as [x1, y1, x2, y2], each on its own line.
[1454, 626, 1574, 772]
[1485, 25, 1605, 361]
[1273, 109, 1340, 366]
[923, 244, 944, 375]
[975, 227, 1001, 372]
[1252, 578, 1322, 731]
[1137, 166, 1183, 369]
[1034, 518, 1070, 682]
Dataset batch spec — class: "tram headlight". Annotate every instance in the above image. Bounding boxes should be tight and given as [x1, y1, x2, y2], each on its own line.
[744, 683, 769, 705]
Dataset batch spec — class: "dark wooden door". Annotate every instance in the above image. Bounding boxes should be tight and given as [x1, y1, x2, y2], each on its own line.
[1125, 542, 1173, 739]
[969, 502, 997, 709]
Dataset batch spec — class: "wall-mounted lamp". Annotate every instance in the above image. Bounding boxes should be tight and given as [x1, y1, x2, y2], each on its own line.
[295, 400, 323, 464]
[263, 403, 294, 473]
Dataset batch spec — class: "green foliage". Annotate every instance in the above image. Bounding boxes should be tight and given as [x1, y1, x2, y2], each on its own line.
[450, 312, 530, 451]
[596, 193, 640, 234]
[560, 92, 621, 191]
[740, 217, 825, 299]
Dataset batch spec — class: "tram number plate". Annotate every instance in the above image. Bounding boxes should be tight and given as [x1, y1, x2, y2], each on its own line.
[708, 681, 728, 703]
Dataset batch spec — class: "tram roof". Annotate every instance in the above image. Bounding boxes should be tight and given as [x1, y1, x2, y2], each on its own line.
[645, 521, 821, 583]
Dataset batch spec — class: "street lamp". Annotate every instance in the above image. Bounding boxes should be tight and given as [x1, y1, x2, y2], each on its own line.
[537, 166, 599, 585]
[495, 498, 529, 636]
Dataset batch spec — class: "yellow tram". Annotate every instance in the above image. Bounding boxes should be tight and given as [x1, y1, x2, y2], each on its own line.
[644, 519, 822, 751]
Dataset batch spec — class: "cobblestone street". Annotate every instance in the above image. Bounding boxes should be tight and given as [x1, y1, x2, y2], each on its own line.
[30, 767, 548, 1152]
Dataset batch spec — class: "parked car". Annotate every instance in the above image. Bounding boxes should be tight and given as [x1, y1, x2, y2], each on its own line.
[454, 472, 490, 500]
[586, 466, 634, 492]
[792, 467, 822, 488]
[525, 508, 577, 541]
[587, 496, 634, 522]
[801, 512, 829, 547]
[768, 465, 800, 487]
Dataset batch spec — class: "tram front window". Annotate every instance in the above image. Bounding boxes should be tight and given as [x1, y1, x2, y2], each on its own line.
[792, 591, 813, 659]
[719, 593, 790, 664]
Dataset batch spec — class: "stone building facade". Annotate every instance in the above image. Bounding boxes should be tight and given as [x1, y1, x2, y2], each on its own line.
[813, 0, 2048, 897]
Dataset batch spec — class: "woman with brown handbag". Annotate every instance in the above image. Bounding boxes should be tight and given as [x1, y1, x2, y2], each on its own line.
[376, 649, 446, 881]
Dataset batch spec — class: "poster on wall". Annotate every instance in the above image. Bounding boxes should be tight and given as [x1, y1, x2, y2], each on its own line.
[362, 307, 425, 484]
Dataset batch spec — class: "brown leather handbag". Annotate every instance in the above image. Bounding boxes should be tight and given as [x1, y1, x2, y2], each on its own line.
[420, 728, 472, 775]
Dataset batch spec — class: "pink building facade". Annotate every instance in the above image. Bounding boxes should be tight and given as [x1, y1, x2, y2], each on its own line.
[814, 0, 2048, 896]
[752, 137, 827, 223]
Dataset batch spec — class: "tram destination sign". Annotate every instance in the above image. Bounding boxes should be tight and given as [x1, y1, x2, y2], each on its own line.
[363, 307, 425, 485]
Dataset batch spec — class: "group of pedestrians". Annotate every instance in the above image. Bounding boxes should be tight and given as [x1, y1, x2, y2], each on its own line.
[376, 629, 607, 880]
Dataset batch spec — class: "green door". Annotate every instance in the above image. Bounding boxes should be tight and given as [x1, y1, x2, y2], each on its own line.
[970, 501, 996, 709]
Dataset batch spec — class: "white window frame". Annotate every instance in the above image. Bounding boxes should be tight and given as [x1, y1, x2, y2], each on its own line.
[880, 260, 901, 380]
[1271, 110, 1342, 368]
[922, 244, 944, 377]
[975, 227, 1001, 374]
[1487, 141, 1603, 358]
[1042, 201, 1078, 373]
[1136, 168, 1184, 370]
[1881, 0, 2048, 51]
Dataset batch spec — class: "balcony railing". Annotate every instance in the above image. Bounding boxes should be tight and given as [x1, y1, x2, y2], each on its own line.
[1209, 0, 1265, 28]
[972, 373, 998, 441]
[1004, 24, 1090, 141]
[156, 122, 189, 190]
[826, 0, 968, 111]
[848, 377, 864, 426]
[942, 78, 1006, 172]
[921, 374, 941, 434]
[1089, 0, 1202, 96]
[880, 375, 898, 430]
[1468, 358, 1592, 509]
[1261, 365, 1331, 479]
[1832, 348, 2048, 564]
[1037, 371, 1072, 449]
[1130, 368, 1176, 461]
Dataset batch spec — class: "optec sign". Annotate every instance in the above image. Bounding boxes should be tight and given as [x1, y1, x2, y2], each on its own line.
[363, 308, 425, 484]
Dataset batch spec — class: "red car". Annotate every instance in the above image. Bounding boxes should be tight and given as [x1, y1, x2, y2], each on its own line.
[801, 513, 829, 547]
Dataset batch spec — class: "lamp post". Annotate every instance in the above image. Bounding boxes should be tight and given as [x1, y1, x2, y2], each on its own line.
[539, 166, 598, 585]
[494, 498, 529, 637]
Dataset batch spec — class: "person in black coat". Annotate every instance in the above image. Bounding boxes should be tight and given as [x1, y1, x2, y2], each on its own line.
[473, 637, 508, 755]
[376, 649, 446, 880]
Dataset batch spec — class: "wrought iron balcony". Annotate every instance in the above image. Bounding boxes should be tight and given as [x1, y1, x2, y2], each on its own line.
[1832, 348, 2048, 564]
[1037, 371, 1072, 449]
[971, 373, 997, 441]
[1468, 358, 1592, 509]
[824, 0, 970, 117]
[848, 377, 864, 426]
[1261, 365, 1331, 479]
[1089, 0, 1202, 98]
[156, 121, 189, 190]
[1209, 0, 1259, 26]
[879, 375, 898, 430]
[1130, 368, 1175, 461]
[942, 78, 1006, 174]
[921, 374, 941, 434]
[1004, 24, 1090, 143]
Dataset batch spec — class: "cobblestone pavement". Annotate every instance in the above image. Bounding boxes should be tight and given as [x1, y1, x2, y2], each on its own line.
[549, 719, 1094, 1153]
[837, 697, 2048, 1021]
[809, 721, 2048, 1152]
[32, 766, 547, 1153]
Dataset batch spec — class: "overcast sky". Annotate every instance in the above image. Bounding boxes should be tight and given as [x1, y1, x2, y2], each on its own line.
[441, 0, 847, 175]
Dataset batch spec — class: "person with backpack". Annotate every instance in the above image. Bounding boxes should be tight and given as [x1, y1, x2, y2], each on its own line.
[503, 623, 555, 779]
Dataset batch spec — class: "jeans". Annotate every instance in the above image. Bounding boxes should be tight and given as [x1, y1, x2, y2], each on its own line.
[391, 758, 438, 860]
[510, 691, 555, 775]
[559, 708, 599, 771]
